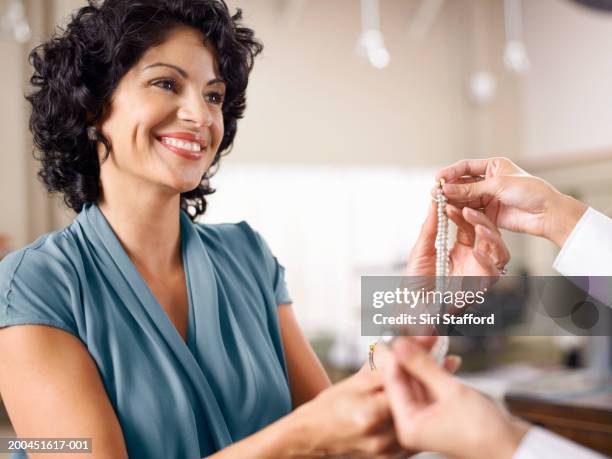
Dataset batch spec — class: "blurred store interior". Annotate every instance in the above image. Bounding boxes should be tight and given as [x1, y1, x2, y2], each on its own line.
[1, 0, 612, 455]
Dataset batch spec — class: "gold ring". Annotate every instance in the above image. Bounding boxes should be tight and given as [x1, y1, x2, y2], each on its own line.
[368, 342, 377, 370]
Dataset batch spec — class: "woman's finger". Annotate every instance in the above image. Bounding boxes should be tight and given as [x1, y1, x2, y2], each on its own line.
[462, 207, 500, 236]
[410, 200, 437, 257]
[411, 335, 438, 350]
[442, 177, 500, 208]
[475, 225, 510, 269]
[430, 177, 485, 210]
[373, 342, 392, 371]
[382, 354, 421, 421]
[446, 204, 475, 247]
[391, 338, 453, 399]
[483, 195, 501, 225]
[435, 158, 491, 182]
[407, 377, 428, 404]
[472, 246, 501, 276]
[459, 207, 510, 269]
[443, 355, 462, 374]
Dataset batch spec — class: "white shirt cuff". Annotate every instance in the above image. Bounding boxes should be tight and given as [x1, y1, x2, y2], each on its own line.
[553, 207, 612, 276]
[552, 207, 612, 305]
[513, 427, 607, 459]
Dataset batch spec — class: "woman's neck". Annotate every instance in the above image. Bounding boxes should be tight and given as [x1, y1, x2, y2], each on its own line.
[97, 182, 183, 278]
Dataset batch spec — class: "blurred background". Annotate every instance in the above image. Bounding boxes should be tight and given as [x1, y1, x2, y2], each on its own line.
[0, 0, 611, 456]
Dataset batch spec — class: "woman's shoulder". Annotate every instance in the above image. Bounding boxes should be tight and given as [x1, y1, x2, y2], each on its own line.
[193, 221, 289, 298]
[193, 220, 267, 254]
[0, 226, 80, 288]
[193, 220, 284, 276]
[0, 225, 82, 336]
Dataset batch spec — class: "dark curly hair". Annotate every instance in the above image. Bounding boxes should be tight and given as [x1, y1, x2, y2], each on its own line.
[27, 0, 262, 220]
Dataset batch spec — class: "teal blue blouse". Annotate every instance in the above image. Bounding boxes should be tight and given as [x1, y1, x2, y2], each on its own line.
[0, 203, 293, 458]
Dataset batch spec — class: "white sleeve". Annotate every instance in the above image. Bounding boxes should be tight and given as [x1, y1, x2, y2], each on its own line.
[553, 207, 612, 305]
[513, 427, 608, 459]
[553, 207, 612, 276]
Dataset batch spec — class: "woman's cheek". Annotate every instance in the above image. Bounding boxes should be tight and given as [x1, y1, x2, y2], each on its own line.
[213, 119, 224, 151]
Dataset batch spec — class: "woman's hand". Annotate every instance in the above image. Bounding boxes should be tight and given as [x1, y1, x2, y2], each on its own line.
[290, 337, 462, 459]
[436, 157, 588, 247]
[405, 197, 510, 277]
[382, 337, 530, 459]
[291, 368, 403, 458]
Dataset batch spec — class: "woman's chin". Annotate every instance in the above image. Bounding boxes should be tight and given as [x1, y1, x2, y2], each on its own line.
[152, 165, 208, 195]
[159, 177, 203, 195]
[162, 170, 205, 191]
[175, 181, 203, 194]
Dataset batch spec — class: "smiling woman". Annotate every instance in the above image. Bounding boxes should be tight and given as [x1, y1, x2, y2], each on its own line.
[0, 1, 508, 458]
[96, 26, 227, 211]
[0, 1, 408, 458]
[27, 0, 257, 220]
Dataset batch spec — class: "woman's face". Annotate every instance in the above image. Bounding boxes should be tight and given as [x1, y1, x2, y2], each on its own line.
[98, 26, 225, 195]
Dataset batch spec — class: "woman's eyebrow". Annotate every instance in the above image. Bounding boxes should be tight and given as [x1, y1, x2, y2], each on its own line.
[207, 78, 226, 87]
[143, 62, 188, 78]
[142, 62, 225, 87]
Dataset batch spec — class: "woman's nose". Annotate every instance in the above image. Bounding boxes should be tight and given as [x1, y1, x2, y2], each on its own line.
[177, 94, 213, 127]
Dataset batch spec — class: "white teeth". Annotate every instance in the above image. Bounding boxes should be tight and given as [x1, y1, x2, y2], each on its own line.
[160, 137, 202, 152]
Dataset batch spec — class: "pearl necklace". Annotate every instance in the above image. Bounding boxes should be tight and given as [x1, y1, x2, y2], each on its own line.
[435, 180, 450, 276]
[380, 180, 449, 364]
[432, 179, 450, 364]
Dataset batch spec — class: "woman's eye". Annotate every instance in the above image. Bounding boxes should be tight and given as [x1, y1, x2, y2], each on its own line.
[206, 92, 225, 105]
[151, 79, 177, 92]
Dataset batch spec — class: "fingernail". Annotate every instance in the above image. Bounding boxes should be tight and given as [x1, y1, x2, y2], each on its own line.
[447, 355, 462, 372]
[465, 207, 480, 217]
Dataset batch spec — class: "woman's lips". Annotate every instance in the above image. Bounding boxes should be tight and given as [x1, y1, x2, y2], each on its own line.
[156, 137, 205, 161]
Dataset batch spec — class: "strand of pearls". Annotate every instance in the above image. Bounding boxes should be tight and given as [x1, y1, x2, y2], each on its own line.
[432, 178, 450, 364]
[435, 180, 450, 276]
[381, 179, 449, 364]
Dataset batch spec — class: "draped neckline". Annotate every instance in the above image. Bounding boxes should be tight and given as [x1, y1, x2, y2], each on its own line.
[76, 202, 232, 448]
[82, 203, 200, 348]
